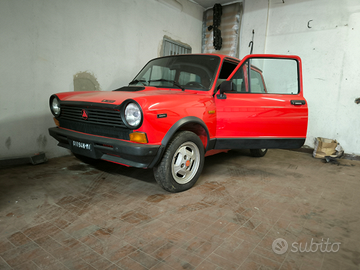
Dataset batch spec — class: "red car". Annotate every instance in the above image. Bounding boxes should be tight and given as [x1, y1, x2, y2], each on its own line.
[49, 54, 308, 192]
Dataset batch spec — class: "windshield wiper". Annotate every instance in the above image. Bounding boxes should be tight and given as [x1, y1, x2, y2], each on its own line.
[148, 79, 184, 91]
[129, 79, 147, 86]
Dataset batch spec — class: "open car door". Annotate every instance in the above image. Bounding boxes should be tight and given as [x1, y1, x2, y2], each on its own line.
[214, 54, 308, 149]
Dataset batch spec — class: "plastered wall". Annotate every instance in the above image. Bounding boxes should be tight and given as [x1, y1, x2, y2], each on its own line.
[0, 0, 204, 159]
[240, 0, 360, 155]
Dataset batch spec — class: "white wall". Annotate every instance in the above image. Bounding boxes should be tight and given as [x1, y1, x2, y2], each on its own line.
[0, 0, 204, 159]
[240, 0, 360, 155]
[239, 0, 269, 58]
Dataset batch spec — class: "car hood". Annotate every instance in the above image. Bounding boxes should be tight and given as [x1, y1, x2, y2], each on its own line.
[56, 87, 208, 105]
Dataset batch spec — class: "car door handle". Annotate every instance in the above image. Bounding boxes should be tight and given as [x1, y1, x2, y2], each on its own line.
[290, 100, 306, 105]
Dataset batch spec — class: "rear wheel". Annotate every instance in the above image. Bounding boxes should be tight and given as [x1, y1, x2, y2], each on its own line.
[250, 149, 268, 157]
[153, 131, 204, 192]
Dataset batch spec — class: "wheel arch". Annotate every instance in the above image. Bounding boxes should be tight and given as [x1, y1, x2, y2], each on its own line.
[148, 116, 210, 168]
[162, 116, 210, 150]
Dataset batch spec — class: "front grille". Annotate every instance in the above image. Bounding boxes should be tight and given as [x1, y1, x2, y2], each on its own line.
[58, 105, 130, 140]
[60, 105, 126, 128]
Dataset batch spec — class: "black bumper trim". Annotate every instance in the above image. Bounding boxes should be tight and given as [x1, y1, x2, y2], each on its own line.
[49, 127, 161, 168]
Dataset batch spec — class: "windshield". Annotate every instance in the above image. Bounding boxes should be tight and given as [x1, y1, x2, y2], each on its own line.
[130, 55, 220, 91]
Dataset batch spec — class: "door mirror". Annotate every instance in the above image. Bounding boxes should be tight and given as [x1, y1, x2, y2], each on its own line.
[217, 81, 235, 99]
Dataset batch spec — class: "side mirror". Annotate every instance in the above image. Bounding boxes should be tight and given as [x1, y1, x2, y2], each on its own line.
[217, 81, 235, 99]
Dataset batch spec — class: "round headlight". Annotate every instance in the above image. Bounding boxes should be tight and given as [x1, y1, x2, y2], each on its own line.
[50, 96, 61, 116]
[124, 103, 142, 128]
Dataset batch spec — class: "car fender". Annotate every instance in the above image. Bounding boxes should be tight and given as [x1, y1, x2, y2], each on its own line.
[148, 116, 210, 168]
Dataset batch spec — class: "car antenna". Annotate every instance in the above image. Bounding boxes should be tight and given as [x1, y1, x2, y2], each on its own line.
[248, 29, 254, 54]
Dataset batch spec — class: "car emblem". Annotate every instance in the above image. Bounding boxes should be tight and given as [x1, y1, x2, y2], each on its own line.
[81, 109, 88, 120]
[101, 99, 116, 103]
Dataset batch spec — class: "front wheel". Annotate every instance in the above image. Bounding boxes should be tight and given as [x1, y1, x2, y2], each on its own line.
[250, 149, 268, 157]
[153, 131, 205, 192]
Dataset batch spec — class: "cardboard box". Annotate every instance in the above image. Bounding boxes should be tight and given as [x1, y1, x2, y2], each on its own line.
[313, 137, 343, 159]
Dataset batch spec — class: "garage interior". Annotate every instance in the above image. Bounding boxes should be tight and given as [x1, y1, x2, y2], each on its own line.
[1, 0, 360, 269]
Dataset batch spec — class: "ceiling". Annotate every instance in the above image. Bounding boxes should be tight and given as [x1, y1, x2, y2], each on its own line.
[191, 0, 241, 9]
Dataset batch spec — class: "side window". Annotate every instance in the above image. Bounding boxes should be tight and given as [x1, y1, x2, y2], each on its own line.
[216, 60, 238, 89]
[232, 64, 246, 92]
[230, 62, 264, 93]
[250, 58, 299, 94]
[230, 58, 299, 94]
[250, 69, 265, 93]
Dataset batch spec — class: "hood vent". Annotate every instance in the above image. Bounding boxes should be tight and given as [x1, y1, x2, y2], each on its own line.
[113, 86, 145, 92]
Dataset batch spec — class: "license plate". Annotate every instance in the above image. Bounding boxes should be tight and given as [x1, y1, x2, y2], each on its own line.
[72, 140, 92, 150]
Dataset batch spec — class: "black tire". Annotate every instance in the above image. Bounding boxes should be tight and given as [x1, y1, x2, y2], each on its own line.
[153, 131, 205, 192]
[250, 149, 268, 157]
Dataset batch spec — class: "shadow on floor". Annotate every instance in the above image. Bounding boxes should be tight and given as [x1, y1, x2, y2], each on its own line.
[73, 149, 254, 185]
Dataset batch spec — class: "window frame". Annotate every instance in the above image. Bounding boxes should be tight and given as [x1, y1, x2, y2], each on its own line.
[162, 37, 192, 56]
[226, 56, 301, 95]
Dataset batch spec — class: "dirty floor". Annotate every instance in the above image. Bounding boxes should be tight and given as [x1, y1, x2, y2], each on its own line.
[0, 149, 359, 270]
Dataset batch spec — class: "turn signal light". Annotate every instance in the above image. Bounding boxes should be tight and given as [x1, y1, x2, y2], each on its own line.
[129, 132, 148, 144]
[53, 118, 60, 127]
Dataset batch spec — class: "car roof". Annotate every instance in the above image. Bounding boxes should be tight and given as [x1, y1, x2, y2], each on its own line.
[154, 53, 240, 63]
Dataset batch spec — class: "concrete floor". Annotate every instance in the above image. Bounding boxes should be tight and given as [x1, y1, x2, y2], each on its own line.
[0, 149, 359, 270]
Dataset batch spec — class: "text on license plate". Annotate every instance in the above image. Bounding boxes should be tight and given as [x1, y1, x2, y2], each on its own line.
[73, 141, 91, 150]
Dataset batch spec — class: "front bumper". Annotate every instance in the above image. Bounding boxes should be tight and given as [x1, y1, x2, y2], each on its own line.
[49, 127, 161, 168]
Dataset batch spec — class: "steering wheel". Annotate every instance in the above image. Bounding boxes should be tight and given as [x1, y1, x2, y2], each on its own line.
[185, 81, 205, 89]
